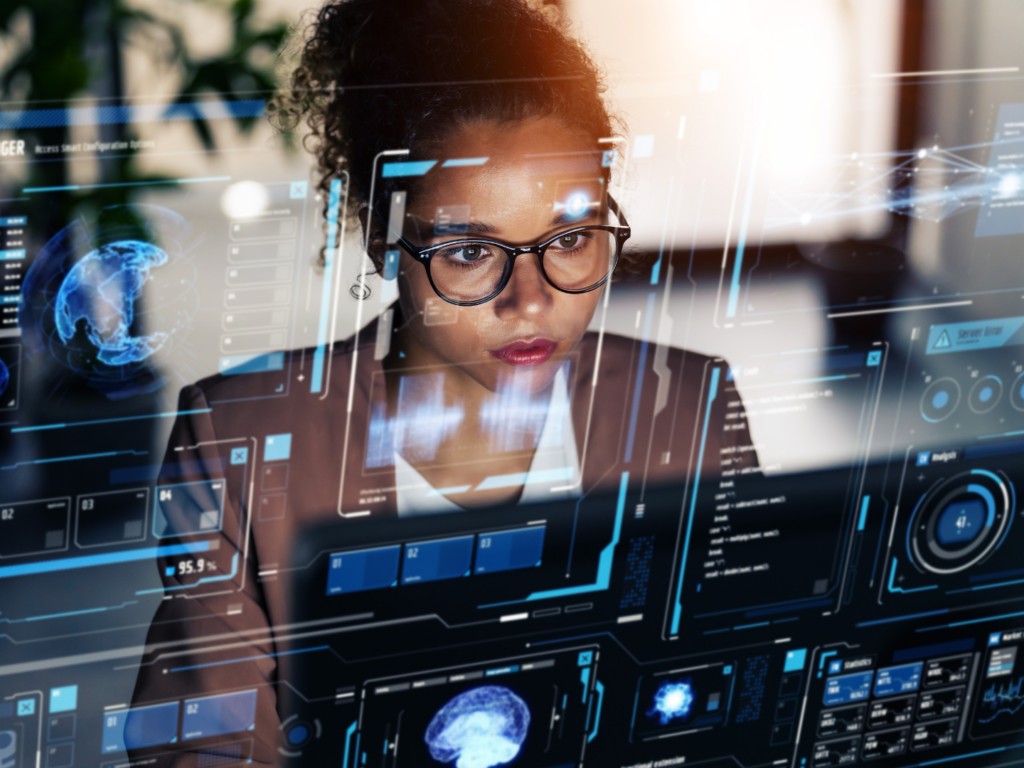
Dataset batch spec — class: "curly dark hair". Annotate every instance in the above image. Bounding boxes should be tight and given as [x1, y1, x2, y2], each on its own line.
[271, 0, 644, 276]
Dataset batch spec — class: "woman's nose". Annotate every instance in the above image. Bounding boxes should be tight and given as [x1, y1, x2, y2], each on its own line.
[493, 252, 554, 320]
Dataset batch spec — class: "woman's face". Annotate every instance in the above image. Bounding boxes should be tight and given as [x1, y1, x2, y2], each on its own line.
[392, 117, 607, 394]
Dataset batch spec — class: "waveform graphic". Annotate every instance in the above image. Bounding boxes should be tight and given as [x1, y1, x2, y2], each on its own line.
[979, 676, 1024, 724]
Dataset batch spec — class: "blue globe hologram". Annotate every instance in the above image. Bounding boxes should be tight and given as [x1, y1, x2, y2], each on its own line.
[54, 240, 170, 366]
[424, 686, 530, 768]
[648, 679, 694, 725]
[20, 204, 198, 398]
[0, 357, 8, 398]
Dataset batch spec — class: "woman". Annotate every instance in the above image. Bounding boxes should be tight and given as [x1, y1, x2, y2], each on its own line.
[131, 0, 752, 764]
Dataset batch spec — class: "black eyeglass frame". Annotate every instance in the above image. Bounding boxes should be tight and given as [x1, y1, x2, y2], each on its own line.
[393, 195, 632, 307]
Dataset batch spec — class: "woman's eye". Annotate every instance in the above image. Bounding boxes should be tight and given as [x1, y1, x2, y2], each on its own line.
[441, 244, 487, 262]
[558, 234, 580, 248]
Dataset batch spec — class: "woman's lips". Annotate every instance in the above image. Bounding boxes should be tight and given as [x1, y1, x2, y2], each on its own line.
[489, 339, 557, 366]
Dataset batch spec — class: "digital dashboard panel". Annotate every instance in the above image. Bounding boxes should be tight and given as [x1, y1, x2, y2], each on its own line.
[4, 25, 1024, 768]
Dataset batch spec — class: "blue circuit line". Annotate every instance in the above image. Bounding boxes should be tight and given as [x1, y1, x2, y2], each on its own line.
[24, 176, 229, 194]
[170, 645, 330, 673]
[11, 408, 210, 433]
[624, 293, 655, 462]
[478, 473, 628, 608]
[311, 177, 343, 394]
[670, 366, 720, 635]
[0, 541, 210, 579]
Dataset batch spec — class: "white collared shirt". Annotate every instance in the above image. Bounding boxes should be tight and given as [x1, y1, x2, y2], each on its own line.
[395, 365, 581, 517]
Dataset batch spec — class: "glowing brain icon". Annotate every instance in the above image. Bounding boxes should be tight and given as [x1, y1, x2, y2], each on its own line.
[424, 686, 530, 768]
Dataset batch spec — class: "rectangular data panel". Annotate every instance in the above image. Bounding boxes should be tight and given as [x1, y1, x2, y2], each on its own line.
[911, 719, 958, 752]
[229, 217, 297, 240]
[181, 690, 258, 740]
[668, 347, 884, 635]
[917, 687, 965, 720]
[227, 240, 295, 264]
[102, 702, 180, 753]
[474, 526, 545, 574]
[824, 672, 874, 707]
[812, 736, 860, 767]
[867, 695, 915, 729]
[225, 264, 293, 287]
[152, 480, 226, 538]
[75, 488, 148, 548]
[631, 662, 737, 741]
[861, 728, 908, 760]
[873, 663, 922, 698]
[401, 536, 474, 584]
[326, 545, 401, 595]
[356, 646, 597, 768]
[222, 308, 289, 332]
[223, 286, 291, 309]
[924, 655, 973, 688]
[0, 498, 70, 558]
[817, 705, 866, 739]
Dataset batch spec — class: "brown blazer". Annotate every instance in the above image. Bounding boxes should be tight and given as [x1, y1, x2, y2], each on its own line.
[131, 314, 750, 765]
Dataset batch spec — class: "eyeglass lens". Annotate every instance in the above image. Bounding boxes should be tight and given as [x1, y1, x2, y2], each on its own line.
[429, 228, 617, 303]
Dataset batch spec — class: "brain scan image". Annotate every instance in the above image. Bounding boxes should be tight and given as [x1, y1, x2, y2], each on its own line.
[424, 686, 530, 768]
[54, 239, 170, 366]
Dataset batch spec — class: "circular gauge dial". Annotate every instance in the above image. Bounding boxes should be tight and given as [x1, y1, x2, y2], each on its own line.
[908, 469, 1015, 575]
[921, 378, 961, 423]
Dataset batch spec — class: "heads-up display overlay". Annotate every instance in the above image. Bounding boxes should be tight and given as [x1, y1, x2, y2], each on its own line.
[4, 2, 1024, 768]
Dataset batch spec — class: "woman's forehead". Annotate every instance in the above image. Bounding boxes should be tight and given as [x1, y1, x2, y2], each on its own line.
[401, 122, 608, 232]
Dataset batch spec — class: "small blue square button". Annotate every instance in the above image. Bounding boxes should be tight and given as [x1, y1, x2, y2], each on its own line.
[290, 181, 308, 199]
[784, 649, 807, 673]
[917, 451, 930, 466]
[577, 651, 593, 667]
[17, 699, 35, 716]
[990, 632, 1003, 646]
[230, 447, 249, 465]
[264, 434, 292, 462]
[49, 686, 77, 714]
[867, 350, 882, 367]
[165, 566, 176, 577]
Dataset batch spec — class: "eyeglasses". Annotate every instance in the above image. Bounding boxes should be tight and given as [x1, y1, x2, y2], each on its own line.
[394, 196, 631, 306]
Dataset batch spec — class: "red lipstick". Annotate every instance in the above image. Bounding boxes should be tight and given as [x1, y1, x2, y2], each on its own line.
[489, 339, 557, 366]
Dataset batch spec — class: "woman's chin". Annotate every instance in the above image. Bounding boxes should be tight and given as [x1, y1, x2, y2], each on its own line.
[487, 357, 563, 394]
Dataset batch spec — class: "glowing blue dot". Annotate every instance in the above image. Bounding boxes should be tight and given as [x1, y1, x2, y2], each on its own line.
[287, 725, 308, 745]
[425, 686, 530, 768]
[980, 386, 993, 403]
[647, 679, 694, 725]
[565, 193, 590, 219]
[932, 390, 949, 409]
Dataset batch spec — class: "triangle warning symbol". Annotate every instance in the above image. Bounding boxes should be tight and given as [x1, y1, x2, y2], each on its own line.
[934, 330, 952, 349]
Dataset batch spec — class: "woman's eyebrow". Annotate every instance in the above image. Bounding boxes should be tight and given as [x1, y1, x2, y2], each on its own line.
[458, 220, 502, 236]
